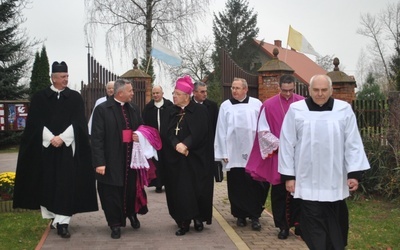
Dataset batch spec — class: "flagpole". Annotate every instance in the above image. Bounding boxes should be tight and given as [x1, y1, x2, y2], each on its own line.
[146, 56, 151, 74]
[284, 25, 291, 62]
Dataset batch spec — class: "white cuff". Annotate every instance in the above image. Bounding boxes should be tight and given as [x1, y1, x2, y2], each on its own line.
[59, 125, 74, 147]
[42, 127, 54, 147]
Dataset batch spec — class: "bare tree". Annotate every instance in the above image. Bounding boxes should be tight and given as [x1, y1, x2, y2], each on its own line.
[84, 0, 210, 67]
[316, 54, 336, 71]
[357, 13, 391, 86]
[169, 38, 214, 82]
[381, 2, 400, 50]
[357, 3, 400, 91]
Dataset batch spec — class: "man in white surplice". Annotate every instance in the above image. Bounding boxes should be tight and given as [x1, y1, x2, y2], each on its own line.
[214, 77, 268, 231]
[278, 74, 370, 249]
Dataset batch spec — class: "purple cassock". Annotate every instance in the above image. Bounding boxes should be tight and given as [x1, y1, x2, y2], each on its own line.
[130, 125, 162, 212]
[246, 94, 304, 185]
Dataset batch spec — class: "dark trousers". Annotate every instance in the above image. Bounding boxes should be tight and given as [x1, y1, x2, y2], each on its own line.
[270, 183, 301, 229]
[300, 200, 348, 250]
[97, 182, 125, 227]
[97, 170, 138, 227]
[227, 168, 268, 219]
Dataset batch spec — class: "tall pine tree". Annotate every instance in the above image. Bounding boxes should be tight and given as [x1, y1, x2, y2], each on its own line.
[212, 0, 259, 73]
[357, 72, 386, 100]
[208, 0, 259, 103]
[0, 0, 29, 99]
[29, 46, 51, 98]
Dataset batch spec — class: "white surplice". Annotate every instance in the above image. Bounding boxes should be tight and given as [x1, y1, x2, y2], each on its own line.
[278, 99, 370, 202]
[214, 97, 262, 170]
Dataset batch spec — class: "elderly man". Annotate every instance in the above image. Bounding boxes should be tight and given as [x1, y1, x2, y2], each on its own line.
[142, 85, 173, 192]
[91, 79, 145, 239]
[278, 74, 370, 249]
[246, 74, 304, 239]
[161, 75, 213, 236]
[214, 77, 267, 231]
[13, 61, 98, 238]
[88, 81, 115, 135]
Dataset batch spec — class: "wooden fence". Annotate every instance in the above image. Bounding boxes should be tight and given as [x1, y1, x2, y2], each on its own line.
[352, 99, 388, 137]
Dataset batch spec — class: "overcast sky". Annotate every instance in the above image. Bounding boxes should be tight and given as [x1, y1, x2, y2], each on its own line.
[21, 0, 399, 93]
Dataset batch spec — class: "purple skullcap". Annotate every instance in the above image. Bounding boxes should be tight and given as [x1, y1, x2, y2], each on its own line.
[175, 75, 193, 95]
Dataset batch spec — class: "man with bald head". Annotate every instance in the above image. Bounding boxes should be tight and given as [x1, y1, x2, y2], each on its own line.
[278, 74, 370, 249]
[142, 85, 173, 192]
[88, 81, 115, 134]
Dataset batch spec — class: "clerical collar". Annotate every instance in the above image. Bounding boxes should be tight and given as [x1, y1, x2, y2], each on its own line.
[305, 97, 334, 111]
[154, 99, 164, 108]
[114, 98, 125, 106]
[50, 85, 65, 93]
[230, 95, 249, 105]
[50, 85, 65, 99]
[192, 97, 203, 104]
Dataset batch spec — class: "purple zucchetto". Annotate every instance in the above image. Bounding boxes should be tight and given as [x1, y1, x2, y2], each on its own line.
[52, 61, 68, 73]
[174, 75, 193, 95]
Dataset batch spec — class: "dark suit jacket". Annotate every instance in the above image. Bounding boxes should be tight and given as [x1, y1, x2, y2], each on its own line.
[91, 97, 143, 186]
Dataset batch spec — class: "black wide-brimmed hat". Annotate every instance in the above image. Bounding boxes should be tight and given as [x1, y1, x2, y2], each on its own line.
[52, 61, 68, 73]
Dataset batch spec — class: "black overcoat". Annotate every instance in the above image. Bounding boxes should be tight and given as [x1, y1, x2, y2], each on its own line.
[13, 87, 98, 215]
[142, 97, 173, 187]
[91, 97, 143, 186]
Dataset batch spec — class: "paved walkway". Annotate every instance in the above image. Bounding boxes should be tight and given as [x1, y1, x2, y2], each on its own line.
[1, 152, 308, 249]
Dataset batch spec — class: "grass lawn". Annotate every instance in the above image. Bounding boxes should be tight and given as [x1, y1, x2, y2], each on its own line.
[347, 197, 400, 249]
[0, 210, 48, 250]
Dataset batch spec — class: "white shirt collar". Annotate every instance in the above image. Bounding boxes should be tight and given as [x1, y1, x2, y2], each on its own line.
[114, 98, 125, 106]
[154, 99, 164, 108]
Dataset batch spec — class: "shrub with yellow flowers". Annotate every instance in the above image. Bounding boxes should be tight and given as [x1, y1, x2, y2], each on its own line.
[0, 172, 15, 201]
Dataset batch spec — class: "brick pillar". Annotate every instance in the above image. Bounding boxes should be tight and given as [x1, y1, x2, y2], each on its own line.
[257, 48, 294, 102]
[327, 58, 356, 104]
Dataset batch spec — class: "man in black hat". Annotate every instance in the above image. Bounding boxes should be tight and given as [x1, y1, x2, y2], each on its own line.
[13, 61, 98, 238]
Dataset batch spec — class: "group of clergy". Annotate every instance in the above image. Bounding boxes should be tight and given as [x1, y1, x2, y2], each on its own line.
[13, 60, 370, 248]
[214, 74, 370, 249]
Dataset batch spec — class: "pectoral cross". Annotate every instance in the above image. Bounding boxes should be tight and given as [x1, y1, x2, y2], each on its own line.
[175, 111, 185, 135]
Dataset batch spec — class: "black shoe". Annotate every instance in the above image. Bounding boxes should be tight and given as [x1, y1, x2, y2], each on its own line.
[155, 187, 162, 193]
[175, 227, 189, 236]
[111, 226, 121, 239]
[193, 219, 204, 232]
[278, 228, 289, 239]
[56, 224, 71, 238]
[128, 214, 140, 229]
[251, 218, 261, 231]
[236, 218, 247, 227]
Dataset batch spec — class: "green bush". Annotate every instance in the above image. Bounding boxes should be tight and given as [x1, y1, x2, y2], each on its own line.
[361, 134, 400, 201]
[0, 131, 22, 149]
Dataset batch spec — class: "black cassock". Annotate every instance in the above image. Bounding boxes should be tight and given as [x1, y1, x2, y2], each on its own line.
[13, 87, 98, 215]
[161, 101, 214, 225]
[142, 98, 173, 188]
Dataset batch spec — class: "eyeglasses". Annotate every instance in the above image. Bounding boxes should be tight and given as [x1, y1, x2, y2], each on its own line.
[195, 90, 207, 94]
[231, 87, 243, 91]
[172, 91, 186, 96]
